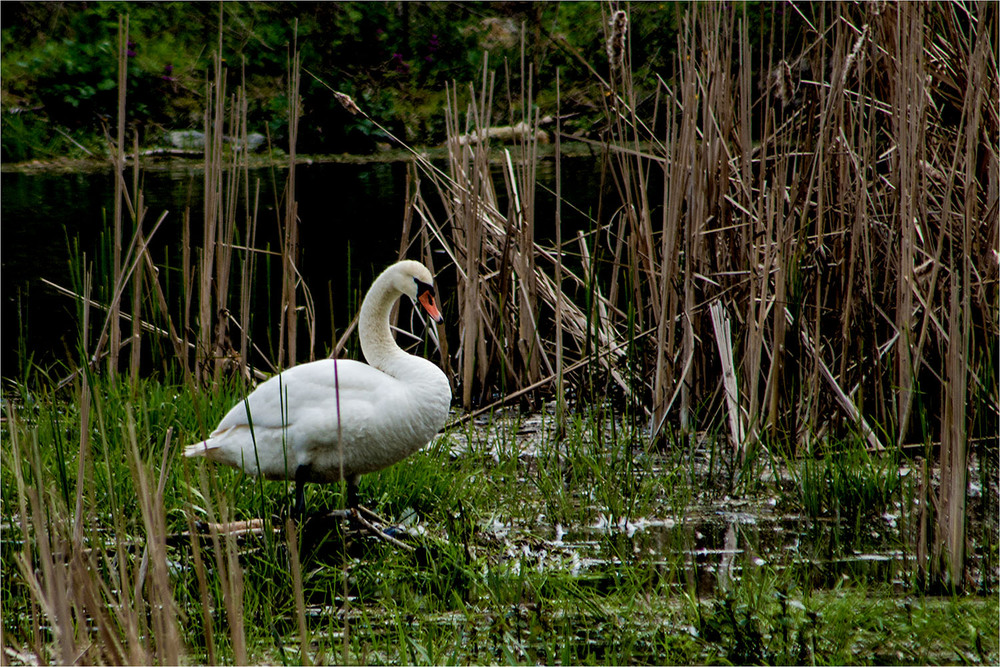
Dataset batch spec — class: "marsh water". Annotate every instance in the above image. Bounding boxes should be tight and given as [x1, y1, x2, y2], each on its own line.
[446, 409, 985, 593]
[1, 153, 604, 375]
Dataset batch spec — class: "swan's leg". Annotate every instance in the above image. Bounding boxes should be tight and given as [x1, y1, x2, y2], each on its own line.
[294, 464, 311, 517]
[346, 473, 361, 509]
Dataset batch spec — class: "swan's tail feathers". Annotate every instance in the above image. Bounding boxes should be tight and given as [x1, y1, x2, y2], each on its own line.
[184, 440, 216, 458]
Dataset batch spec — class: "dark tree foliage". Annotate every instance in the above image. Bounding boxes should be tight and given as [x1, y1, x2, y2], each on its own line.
[1, 2, 813, 160]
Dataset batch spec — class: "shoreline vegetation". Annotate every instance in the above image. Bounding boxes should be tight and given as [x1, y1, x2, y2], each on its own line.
[2, 1, 997, 664]
[0, 139, 604, 173]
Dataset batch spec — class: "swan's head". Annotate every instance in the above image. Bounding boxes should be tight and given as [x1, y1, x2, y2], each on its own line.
[388, 260, 444, 324]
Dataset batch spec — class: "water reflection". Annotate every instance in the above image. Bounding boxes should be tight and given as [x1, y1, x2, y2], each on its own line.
[2, 156, 604, 376]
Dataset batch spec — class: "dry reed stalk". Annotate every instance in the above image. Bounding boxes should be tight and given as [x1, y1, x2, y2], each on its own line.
[285, 518, 311, 666]
[72, 267, 93, 549]
[280, 27, 302, 368]
[129, 134, 145, 383]
[5, 402, 42, 661]
[411, 172, 455, 386]
[198, 43, 225, 385]
[650, 42, 687, 439]
[200, 474, 248, 663]
[740, 12, 769, 445]
[183, 500, 217, 664]
[710, 300, 744, 456]
[513, 37, 541, 390]
[109, 15, 128, 378]
[554, 68, 565, 433]
[386, 169, 420, 350]
[933, 11, 990, 589]
[234, 67, 257, 379]
[239, 177, 261, 379]
[444, 72, 492, 407]
[893, 2, 926, 444]
[213, 86, 242, 371]
[938, 259, 969, 588]
[678, 12, 701, 433]
[19, 482, 76, 665]
[127, 422, 182, 664]
[71, 211, 170, 382]
[575, 230, 630, 395]
[182, 209, 193, 375]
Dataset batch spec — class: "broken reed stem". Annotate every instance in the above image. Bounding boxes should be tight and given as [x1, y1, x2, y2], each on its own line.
[710, 300, 744, 457]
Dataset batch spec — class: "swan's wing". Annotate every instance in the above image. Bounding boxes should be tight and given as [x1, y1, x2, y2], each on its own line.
[210, 359, 393, 435]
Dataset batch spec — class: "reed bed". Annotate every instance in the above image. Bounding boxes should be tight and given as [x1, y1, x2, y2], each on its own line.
[2, 2, 997, 663]
[401, 2, 994, 593]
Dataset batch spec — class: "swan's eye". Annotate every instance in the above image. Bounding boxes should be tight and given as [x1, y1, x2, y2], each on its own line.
[414, 279, 435, 298]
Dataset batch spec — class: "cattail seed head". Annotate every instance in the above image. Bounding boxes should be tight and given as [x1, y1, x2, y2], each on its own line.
[334, 91, 361, 115]
[607, 10, 628, 72]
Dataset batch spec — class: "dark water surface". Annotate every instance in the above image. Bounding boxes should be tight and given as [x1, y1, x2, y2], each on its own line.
[2, 155, 603, 376]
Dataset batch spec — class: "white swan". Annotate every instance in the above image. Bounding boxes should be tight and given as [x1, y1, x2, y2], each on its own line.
[184, 260, 452, 513]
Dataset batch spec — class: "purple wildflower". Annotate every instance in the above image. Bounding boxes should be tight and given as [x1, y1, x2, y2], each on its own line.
[391, 52, 410, 74]
[162, 63, 178, 85]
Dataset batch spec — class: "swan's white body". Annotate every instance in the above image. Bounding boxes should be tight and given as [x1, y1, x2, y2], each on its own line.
[184, 261, 451, 492]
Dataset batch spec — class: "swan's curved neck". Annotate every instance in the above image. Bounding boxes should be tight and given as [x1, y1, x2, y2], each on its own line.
[359, 270, 406, 371]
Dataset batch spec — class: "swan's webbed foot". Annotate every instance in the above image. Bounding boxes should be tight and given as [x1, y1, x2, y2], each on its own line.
[293, 471, 412, 550]
[350, 506, 414, 551]
[345, 476, 413, 550]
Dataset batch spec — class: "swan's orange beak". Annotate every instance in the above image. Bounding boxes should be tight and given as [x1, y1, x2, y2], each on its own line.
[418, 290, 444, 324]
